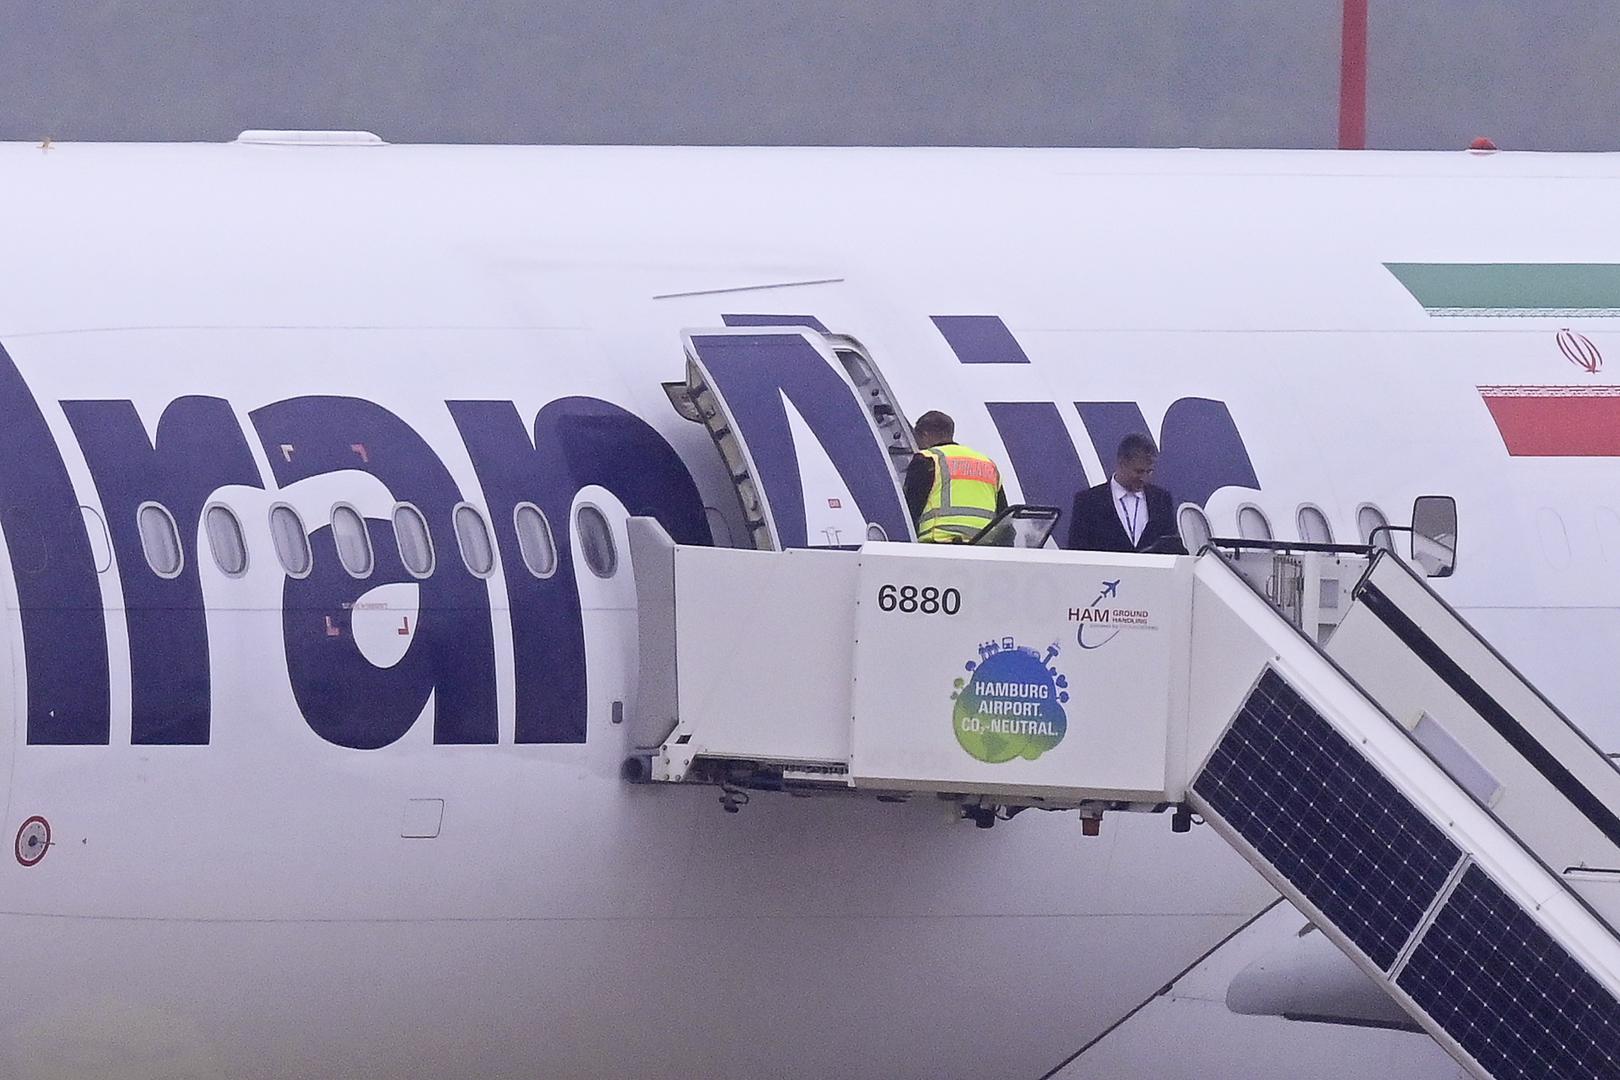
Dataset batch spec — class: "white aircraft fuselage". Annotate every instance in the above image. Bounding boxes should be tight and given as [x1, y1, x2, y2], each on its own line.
[0, 141, 1615, 1079]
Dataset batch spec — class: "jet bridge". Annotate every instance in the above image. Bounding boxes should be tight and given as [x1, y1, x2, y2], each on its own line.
[626, 524, 1620, 1080]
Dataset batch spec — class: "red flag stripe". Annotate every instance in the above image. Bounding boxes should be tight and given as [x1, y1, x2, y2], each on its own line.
[1479, 386, 1620, 456]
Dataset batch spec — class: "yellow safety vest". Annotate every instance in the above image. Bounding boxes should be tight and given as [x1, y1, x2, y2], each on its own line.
[917, 444, 1000, 543]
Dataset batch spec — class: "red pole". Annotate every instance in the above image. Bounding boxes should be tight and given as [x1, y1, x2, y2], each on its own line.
[1339, 0, 1369, 149]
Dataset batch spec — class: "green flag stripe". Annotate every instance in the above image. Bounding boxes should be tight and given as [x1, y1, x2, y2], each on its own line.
[1386, 263, 1620, 315]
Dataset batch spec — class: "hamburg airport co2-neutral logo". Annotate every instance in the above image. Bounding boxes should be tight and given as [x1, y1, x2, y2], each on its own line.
[951, 639, 1069, 763]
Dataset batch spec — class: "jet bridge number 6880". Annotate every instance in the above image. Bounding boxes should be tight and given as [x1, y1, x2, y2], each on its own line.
[874, 583, 962, 615]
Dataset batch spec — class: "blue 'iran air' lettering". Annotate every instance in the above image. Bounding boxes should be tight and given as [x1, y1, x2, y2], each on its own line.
[0, 341, 711, 750]
[0, 315, 1258, 751]
[65, 396, 264, 745]
[693, 324, 1262, 548]
[251, 396, 500, 750]
[0, 342, 110, 745]
[987, 398, 1258, 514]
[447, 396, 709, 744]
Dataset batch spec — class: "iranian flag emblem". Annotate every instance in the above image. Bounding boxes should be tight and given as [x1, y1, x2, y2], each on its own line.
[1387, 263, 1618, 456]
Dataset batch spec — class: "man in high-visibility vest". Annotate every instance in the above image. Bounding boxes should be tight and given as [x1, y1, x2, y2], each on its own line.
[904, 410, 1007, 542]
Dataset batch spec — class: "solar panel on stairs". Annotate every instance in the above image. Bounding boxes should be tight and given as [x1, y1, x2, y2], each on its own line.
[1193, 668, 1463, 971]
[1398, 864, 1620, 1080]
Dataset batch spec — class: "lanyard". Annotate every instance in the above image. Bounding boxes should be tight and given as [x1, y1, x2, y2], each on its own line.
[1120, 494, 1140, 544]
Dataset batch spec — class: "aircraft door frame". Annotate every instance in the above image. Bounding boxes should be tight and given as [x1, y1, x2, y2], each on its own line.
[678, 326, 917, 551]
[822, 333, 919, 475]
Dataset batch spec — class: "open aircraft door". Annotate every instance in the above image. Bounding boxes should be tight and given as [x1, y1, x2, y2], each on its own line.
[668, 326, 918, 551]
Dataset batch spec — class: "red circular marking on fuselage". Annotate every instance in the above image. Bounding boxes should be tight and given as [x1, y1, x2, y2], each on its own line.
[14, 816, 51, 867]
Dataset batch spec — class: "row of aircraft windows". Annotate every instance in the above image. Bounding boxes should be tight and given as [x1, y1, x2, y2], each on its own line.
[133, 501, 621, 582]
[1175, 501, 1397, 552]
[128, 497, 1393, 580]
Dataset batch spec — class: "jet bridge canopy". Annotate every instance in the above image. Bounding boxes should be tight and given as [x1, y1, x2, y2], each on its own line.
[626, 523, 1620, 1080]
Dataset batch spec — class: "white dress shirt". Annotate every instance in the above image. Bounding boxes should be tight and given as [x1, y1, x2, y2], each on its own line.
[1110, 477, 1147, 547]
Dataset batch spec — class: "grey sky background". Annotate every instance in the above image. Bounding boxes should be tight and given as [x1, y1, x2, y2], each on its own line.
[2, 1, 1616, 149]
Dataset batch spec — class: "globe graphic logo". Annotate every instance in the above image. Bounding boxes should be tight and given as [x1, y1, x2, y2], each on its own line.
[951, 639, 1069, 763]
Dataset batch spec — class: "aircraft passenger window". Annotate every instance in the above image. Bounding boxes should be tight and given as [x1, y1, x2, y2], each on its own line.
[1236, 504, 1273, 541]
[269, 504, 312, 577]
[576, 505, 618, 578]
[514, 503, 557, 578]
[80, 505, 113, 573]
[331, 504, 374, 578]
[137, 502, 184, 578]
[1297, 505, 1333, 544]
[454, 504, 496, 577]
[1357, 504, 1394, 554]
[393, 503, 435, 578]
[1177, 504, 1212, 553]
[204, 504, 249, 576]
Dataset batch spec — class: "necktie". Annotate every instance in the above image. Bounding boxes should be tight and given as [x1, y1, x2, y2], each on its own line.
[1120, 494, 1140, 545]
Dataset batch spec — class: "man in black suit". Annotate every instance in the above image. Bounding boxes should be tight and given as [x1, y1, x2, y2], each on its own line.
[1067, 433, 1185, 553]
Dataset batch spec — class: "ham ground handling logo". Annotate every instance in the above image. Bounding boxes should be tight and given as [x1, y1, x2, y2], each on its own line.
[950, 638, 1069, 763]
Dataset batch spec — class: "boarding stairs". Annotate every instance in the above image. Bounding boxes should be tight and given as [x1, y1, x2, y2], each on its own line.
[625, 527, 1620, 1080]
[637, 322, 1620, 1079]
